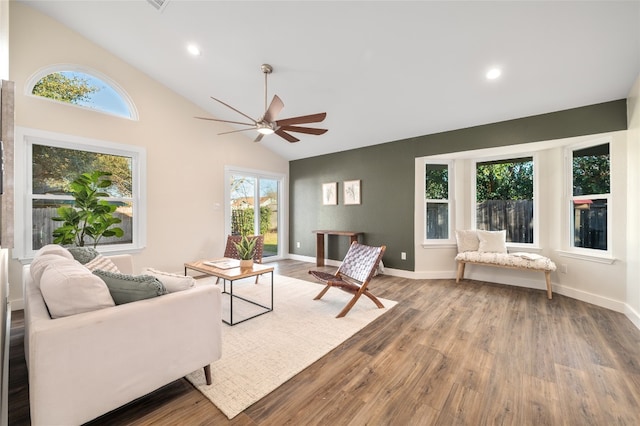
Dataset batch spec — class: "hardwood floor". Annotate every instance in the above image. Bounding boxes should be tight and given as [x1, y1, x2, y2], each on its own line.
[9, 259, 640, 425]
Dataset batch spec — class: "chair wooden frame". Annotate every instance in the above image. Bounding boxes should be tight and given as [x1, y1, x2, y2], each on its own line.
[309, 241, 386, 318]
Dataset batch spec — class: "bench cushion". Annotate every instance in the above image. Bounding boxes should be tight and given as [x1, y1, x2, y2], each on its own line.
[455, 251, 556, 272]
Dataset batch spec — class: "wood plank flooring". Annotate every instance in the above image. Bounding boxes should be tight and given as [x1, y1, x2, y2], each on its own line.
[8, 259, 640, 425]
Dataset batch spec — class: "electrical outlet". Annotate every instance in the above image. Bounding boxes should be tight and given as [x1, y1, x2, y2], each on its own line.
[296, 242, 301, 248]
[560, 264, 568, 274]
[401, 252, 406, 260]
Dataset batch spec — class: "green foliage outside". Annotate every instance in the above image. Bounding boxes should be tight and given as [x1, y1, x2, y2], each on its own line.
[425, 164, 448, 199]
[33, 144, 132, 198]
[476, 158, 533, 201]
[231, 207, 272, 236]
[573, 154, 610, 196]
[32, 72, 98, 104]
[52, 171, 124, 247]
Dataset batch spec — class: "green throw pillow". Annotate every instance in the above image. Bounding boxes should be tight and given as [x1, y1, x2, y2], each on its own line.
[67, 247, 100, 264]
[92, 270, 168, 305]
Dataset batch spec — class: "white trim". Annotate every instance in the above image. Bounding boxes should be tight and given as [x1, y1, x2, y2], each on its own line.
[14, 127, 147, 260]
[556, 249, 616, 264]
[24, 63, 139, 120]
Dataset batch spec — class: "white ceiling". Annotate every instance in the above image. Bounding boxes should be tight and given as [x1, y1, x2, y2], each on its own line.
[20, 0, 640, 161]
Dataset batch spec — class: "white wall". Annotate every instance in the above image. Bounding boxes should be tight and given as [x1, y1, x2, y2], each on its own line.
[7, 2, 289, 307]
[414, 130, 630, 314]
[626, 73, 640, 328]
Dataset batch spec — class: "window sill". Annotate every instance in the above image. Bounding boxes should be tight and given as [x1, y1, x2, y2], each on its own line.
[556, 249, 616, 265]
[421, 243, 457, 250]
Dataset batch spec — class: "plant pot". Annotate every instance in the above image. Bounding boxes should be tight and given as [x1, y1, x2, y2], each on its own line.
[239, 259, 253, 268]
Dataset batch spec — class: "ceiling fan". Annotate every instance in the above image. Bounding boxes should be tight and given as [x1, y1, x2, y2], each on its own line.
[195, 64, 328, 143]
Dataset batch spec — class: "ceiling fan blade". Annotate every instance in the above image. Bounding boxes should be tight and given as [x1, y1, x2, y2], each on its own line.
[194, 116, 256, 126]
[263, 95, 284, 122]
[209, 96, 257, 124]
[275, 128, 300, 143]
[254, 133, 265, 143]
[276, 112, 326, 127]
[279, 125, 328, 135]
[218, 127, 258, 135]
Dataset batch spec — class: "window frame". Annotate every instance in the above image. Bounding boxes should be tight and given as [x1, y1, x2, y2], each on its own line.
[471, 152, 540, 249]
[564, 137, 612, 259]
[422, 159, 455, 245]
[14, 127, 147, 261]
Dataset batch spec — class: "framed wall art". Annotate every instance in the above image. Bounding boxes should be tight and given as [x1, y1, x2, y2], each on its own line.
[322, 182, 337, 205]
[343, 179, 361, 205]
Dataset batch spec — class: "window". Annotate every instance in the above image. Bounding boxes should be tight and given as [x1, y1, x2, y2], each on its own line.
[27, 65, 137, 119]
[16, 128, 146, 258]
[424, 161, 452, 241]
[569, 142, 610, 251]
[225, 167, 285, 259]
[474, 156, 534, 244]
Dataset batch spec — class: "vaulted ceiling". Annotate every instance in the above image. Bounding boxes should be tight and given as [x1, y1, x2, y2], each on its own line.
[19, 1, 640, 160]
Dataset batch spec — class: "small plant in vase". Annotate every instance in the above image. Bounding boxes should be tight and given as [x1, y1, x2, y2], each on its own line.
[234, 236, 258, 268]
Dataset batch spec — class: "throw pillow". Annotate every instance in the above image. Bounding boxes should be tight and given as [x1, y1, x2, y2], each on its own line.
[67, 247, 100, 264]
[92, 270, 168, 305]
[477, 230, 507, 253]
[455, 230, 480, 252]
[85, 254, 120, 273]
[33, 244, 74, 260]
[39, 259, 115, 319]
[142, 267, 196, 293]
[30, 253, 67, 287]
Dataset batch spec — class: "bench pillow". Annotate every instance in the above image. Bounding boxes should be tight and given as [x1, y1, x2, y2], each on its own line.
[477, 230, 507, 253]
[455, 230, 479, 253]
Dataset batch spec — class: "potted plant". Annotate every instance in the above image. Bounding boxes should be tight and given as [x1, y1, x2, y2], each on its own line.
[52, 171, 125, 248]
[234, 235, 258, 268]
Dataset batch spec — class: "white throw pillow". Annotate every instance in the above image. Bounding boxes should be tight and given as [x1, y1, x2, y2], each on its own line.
[455, 230, 480, 253]
[85, 254, 120, 273]
[30, 254, 66, 287]
[142, 267, 196, 293]
[40, 259, 115, 318]
[34, 244, 73, 260]
[477, 230, 507, 253]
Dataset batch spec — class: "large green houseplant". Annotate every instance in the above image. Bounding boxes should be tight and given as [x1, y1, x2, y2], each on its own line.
[52, 171, 124, 248]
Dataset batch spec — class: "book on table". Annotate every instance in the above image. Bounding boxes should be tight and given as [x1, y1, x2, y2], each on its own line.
[203, 258, 240, 269]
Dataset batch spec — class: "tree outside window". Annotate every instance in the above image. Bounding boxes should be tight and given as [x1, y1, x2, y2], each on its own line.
[476, 157, 534, 243]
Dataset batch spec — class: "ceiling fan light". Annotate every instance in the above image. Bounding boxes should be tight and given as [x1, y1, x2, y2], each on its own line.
[257, 127, 275, 135]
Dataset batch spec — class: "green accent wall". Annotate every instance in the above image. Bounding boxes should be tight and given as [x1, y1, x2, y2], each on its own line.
[290, 99, 628, 270]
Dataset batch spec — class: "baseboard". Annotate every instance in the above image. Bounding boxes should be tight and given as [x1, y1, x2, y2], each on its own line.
[624, 304, 640, 330]
[10, 299, 23, 311]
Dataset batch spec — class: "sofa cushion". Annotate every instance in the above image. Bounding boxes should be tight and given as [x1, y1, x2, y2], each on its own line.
[93, 270, 168, 305]
[455, 230, 479, 253]
[67, 247, 100, 264]
[40, 259, 116, 319]
[85, 254, 120, 273]
[34, 244, 74, 260]
[477, 230, 507, 253]
[142, 268, 196, 293]
[31, 254, 65, 287]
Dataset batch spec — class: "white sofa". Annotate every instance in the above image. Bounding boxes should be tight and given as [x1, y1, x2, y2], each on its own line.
[23, 251, 222, 425]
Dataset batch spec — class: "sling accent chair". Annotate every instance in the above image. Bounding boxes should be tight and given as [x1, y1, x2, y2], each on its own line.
[309, 241, 386, 318]
[219, 235, 264, 283]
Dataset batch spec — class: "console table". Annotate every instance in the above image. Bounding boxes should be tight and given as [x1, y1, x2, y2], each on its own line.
[312, 230, 363, 266]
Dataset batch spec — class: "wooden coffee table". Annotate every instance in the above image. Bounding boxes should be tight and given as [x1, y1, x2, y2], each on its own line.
[184, 259, 274, 326]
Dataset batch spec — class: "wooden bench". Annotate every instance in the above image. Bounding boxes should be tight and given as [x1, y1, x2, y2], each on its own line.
[455, 251, 556, 299]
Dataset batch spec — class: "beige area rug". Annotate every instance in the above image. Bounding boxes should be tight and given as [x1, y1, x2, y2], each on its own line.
[186, 274, 397, 419]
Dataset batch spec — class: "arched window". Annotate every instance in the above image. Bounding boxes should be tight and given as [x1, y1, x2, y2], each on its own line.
[26, 65, 138, 120]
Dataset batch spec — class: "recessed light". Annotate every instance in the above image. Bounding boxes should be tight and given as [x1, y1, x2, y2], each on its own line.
[187, 44, 201, 56]
[486, 68, 502, 80]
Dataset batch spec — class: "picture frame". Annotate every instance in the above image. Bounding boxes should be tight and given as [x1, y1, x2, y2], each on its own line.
[322, 182, 337, 205]
[343, 179, 361, 205]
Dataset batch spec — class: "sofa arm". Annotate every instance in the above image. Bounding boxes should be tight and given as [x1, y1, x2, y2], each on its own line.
[27, 284, 222, 426]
